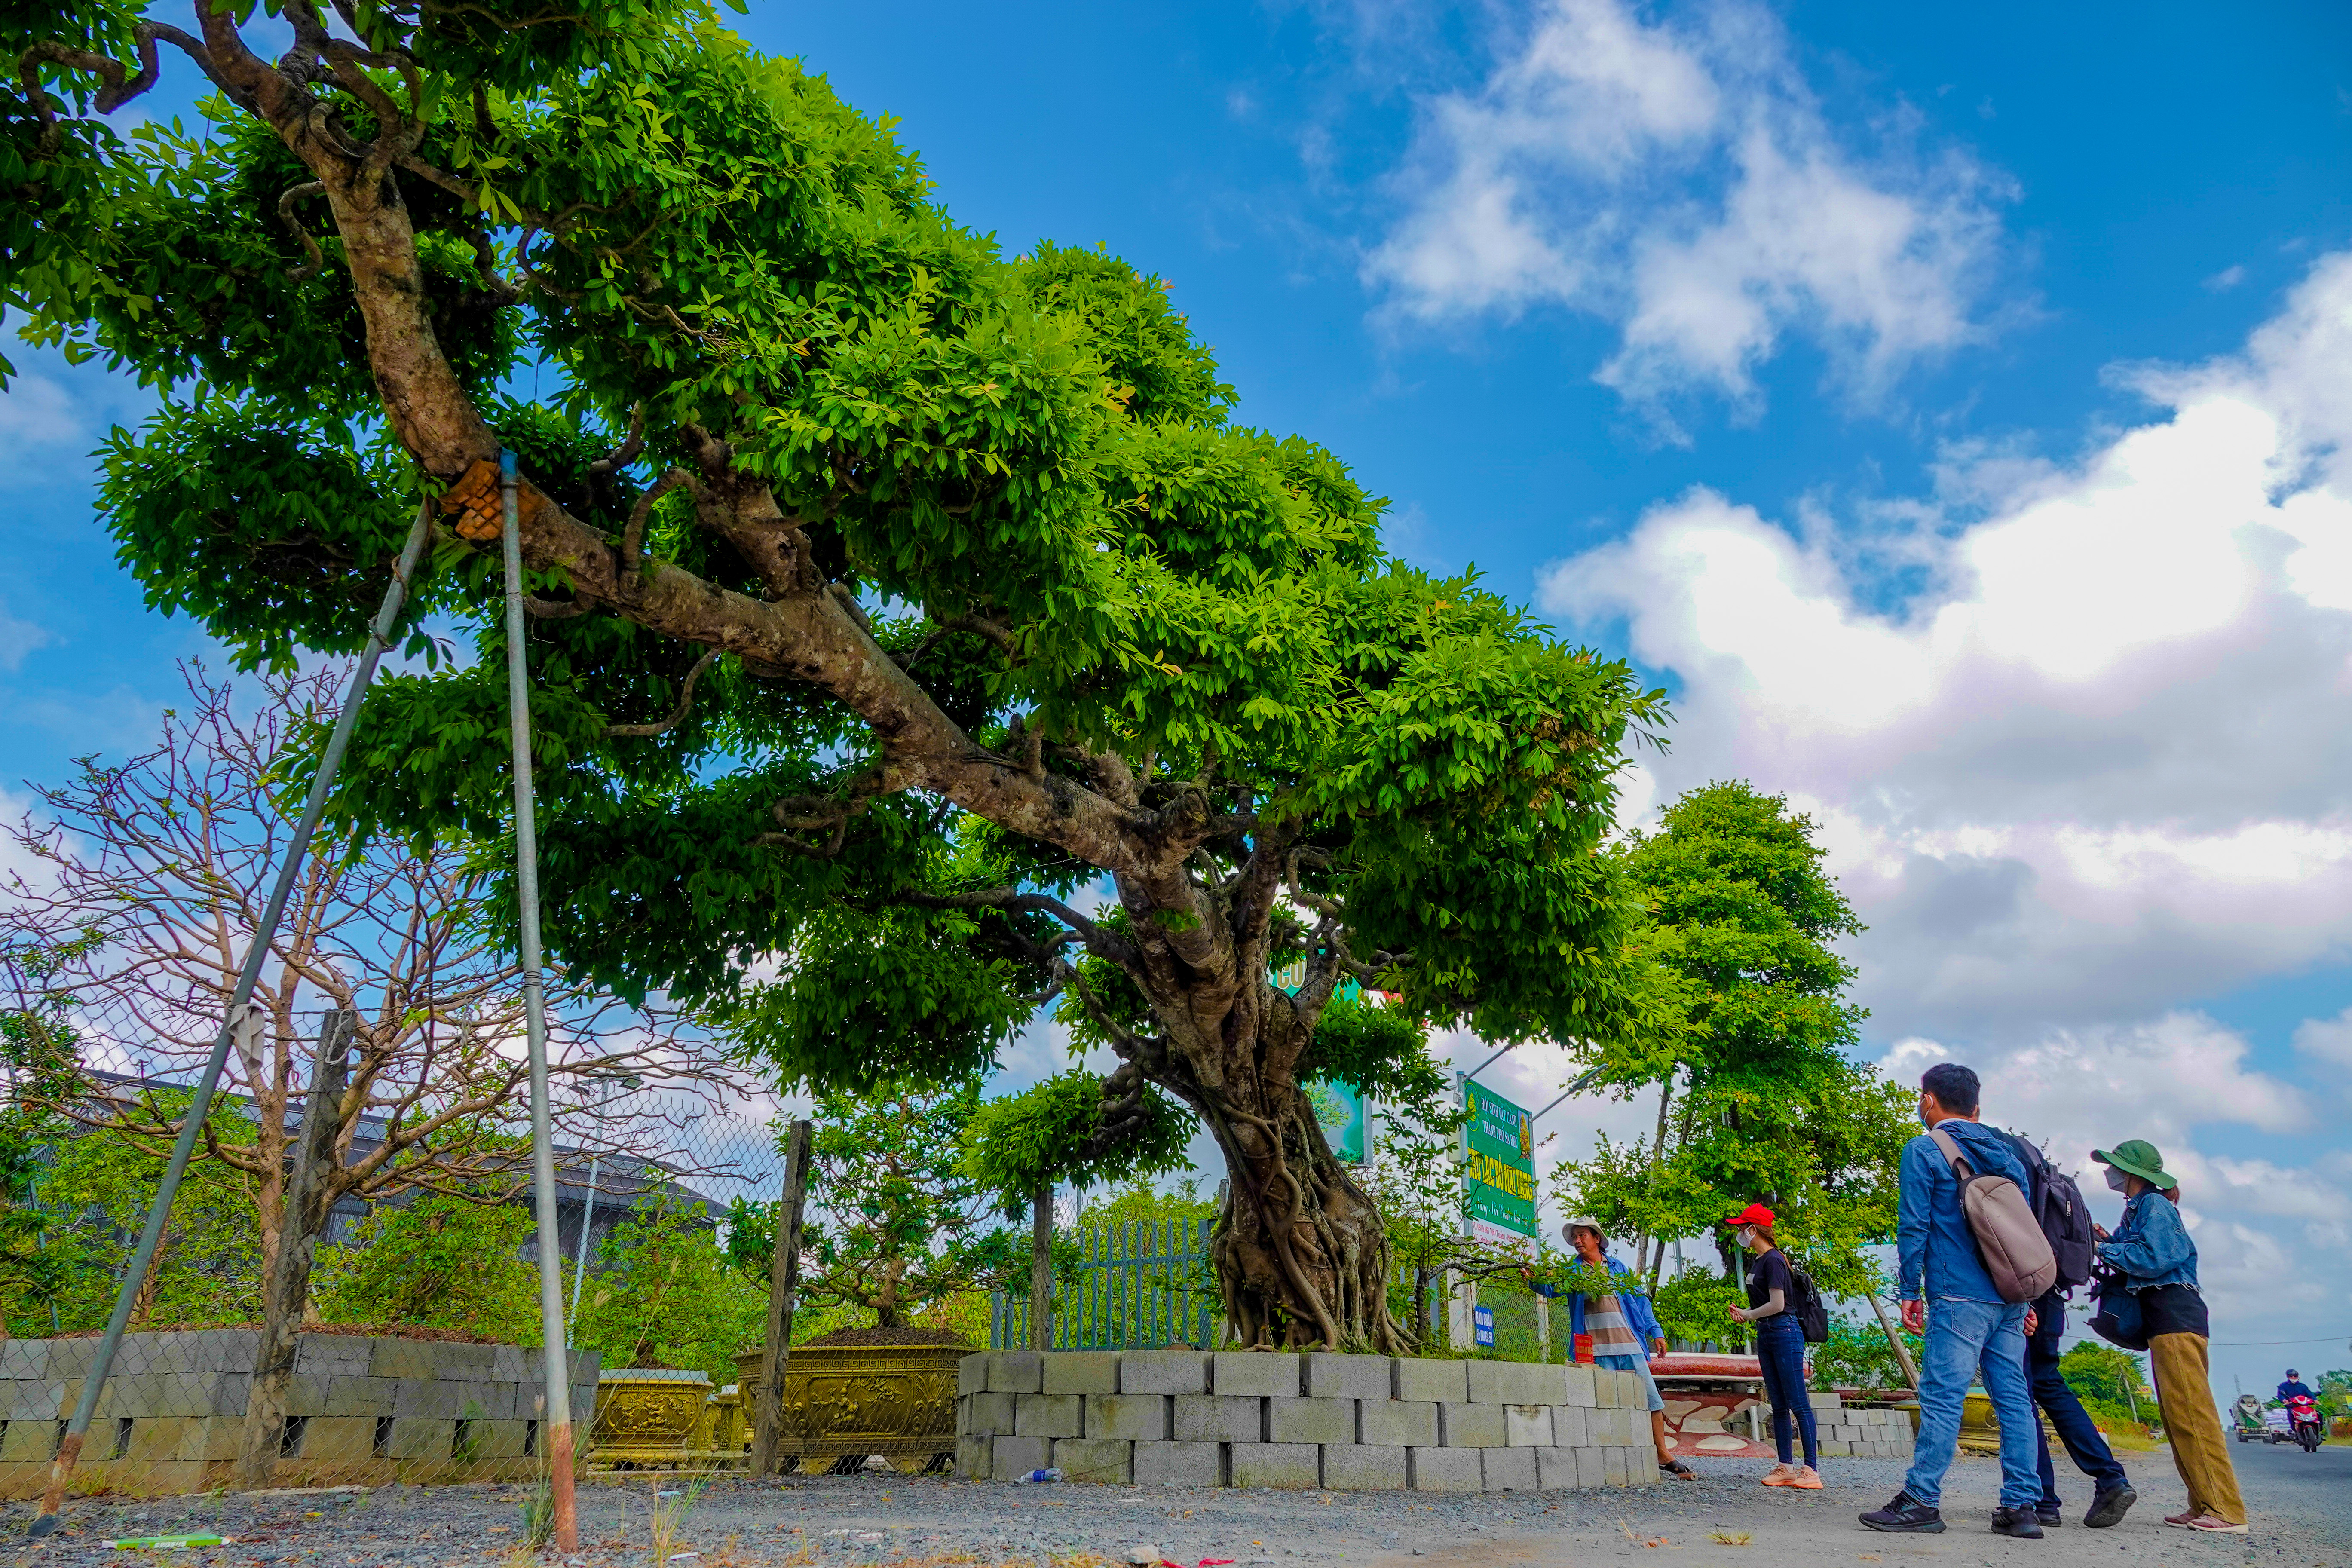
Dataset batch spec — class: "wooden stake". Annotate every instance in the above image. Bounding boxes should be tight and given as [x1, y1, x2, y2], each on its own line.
[751, 1120, 813, 1476]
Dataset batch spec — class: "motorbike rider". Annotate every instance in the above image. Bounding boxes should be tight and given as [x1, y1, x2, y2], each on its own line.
[2276, 1370, 2314, 1404]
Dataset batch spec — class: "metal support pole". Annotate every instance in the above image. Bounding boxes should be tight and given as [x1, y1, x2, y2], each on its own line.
[1529, 1067, 1605, 1124]
[1867, 1292, 1921, 1392]
[28, 499, 435, 1539]
[502, 451, 577, 1554]
[750, 1120, 813, 1476]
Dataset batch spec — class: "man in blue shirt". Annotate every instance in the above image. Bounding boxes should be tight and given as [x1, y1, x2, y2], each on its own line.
[1860, 1063, 2044, 1539]
[2276, 1371, 2313, 1404]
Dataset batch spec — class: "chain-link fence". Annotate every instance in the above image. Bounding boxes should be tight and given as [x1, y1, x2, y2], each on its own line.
[2, 994, 799, 1501]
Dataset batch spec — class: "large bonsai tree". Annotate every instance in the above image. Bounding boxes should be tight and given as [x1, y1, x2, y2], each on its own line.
[9, 1, 1674, 1350]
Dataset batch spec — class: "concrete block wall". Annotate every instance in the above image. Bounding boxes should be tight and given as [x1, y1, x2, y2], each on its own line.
[0, 1331, 597, 1498]
[1806, 1392, 1915, 1460]
[956, 1351, 1662, 1493]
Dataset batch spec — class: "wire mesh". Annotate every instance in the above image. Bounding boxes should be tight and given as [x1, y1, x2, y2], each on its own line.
[1, 992, 796, 1499]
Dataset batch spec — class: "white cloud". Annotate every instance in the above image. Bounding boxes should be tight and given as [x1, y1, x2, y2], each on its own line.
[2204, 263, 2247, 292]
[1544, 251, 2352, 1037]
[2291, 1004, 2352, 1068]
[1366, 0, 2012, 418]
[0, 598, 48, 671]
[0, 373, 86, 450]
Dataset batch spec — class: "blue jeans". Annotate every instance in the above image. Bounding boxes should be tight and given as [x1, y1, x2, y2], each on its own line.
[1904, 1296, 2039, 1510]
[1755, 1316, 1817, 1467]
[2027, 1294, 2128, 1505]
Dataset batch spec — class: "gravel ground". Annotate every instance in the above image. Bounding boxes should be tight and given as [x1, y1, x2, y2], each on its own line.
[5, 1452, 2339, 1568]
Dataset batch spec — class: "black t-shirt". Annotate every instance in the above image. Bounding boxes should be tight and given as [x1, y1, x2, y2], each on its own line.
[1746, 1248, 1793, 1311]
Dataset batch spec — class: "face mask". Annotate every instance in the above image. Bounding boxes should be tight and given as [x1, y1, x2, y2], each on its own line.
[1919, 1108, 1933, 1129]
[2104, 1167, 2131, 1192]
[1738, 1228, 1757, 1248]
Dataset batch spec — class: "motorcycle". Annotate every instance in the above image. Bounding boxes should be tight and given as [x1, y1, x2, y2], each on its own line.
[2285, 1393, 2323, 1453]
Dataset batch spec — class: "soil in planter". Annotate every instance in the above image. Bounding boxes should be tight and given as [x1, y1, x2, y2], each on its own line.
[798, 1326, 972, 1348]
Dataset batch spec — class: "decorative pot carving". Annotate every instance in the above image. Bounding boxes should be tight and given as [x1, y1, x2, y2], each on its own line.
[591, 1369, 710, 1468]
[732, 1344, 964, 1473]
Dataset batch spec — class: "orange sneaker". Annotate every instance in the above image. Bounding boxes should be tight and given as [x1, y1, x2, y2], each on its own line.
[1788, 1466, 1823, 1490]
[1760, 1464, 1797, 1487]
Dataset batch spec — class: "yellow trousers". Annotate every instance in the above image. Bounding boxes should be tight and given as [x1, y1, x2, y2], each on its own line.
[2149, 1332, 2245, 1526]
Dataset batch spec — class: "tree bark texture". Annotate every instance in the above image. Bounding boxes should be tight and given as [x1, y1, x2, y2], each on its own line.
[234, 1010, 354, 1489]
[750, 1120, 812, 1478]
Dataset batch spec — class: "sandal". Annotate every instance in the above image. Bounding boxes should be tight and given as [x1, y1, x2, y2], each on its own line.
[2180, 1515, 2248, 1534]
[1660, 1459, 1697, 1479]
[1786, 1466, 1823, 1490]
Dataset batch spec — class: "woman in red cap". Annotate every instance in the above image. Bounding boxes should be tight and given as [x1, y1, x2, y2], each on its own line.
[1725, 1204, 1821, 1488]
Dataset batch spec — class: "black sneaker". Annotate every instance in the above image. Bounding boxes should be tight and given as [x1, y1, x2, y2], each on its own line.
[2034, 1504, 2063, 1528]
[1991, 1507, 2046, 1539]
[1860, 1492, 1947, 1533]
[2082, 1485, 2137, 1529]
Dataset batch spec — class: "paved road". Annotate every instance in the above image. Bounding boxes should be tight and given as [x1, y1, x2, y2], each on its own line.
[2230, 1433, 2351, 1554]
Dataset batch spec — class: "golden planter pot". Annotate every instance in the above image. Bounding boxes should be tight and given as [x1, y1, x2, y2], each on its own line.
[732, 1344, 965, 1473]
[591, 1369, 711, 1468]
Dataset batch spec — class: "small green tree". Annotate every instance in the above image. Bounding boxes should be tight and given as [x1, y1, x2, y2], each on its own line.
[577, 1191, 764, 1381]
[1, 932, 92, 1338]
[1807, 1308, 1923, 1390]
[2058, 1341, 2155, 1431]
[1555, 782, 1912, 1298]
[313, 1188, 544, 1341]
[962, 1066, 1195, 1348]
[34, 1089, 265, 1330]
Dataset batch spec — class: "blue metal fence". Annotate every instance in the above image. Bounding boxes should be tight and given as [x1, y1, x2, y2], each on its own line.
[989, 1217, 1221, 1350]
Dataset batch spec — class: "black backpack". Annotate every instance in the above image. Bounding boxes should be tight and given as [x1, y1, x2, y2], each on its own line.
[1787, 1262, 1831, 1344]
[1999, 1129, 2096, 1291]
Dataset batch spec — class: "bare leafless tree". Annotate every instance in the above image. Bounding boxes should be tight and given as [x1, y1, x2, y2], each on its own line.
[4, 662, 750, 1484]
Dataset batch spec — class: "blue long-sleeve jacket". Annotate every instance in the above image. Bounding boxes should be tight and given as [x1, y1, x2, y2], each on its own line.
[1897, 1118, 2032, 1303]
[2096, 1189, 2198, 1290]
[1566, 1253, 1666, 1355]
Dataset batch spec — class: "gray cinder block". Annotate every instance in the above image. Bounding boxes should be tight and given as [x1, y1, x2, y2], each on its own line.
[1042, 1352, 1123, 1396]
[1132, 1439, 1219, 1486]
[992, 1434, 1053, 1479]
[1504, 1404, 1553, 1446]
[1320, 1444, 1408, 1491]
[1437, 1402, 1505, 1447]
[962, 1391, 1017, 1435]
[1083, 1393, 1170, 1441]
[1054, 1437, 1134, 1483]
[1012, 1393, 1084, 1439]
[1266, 1396, 1353, 1445]
[1482, 1446, 1537, 1491]
[1393, 1359, 1470, 1404]
[959, 1354, 989, 1397]
[1358, 1400, 1438, 1447]
[1408, 1446, 1482, 1491]
[1227, 1442, 1318, 1489]
[1173, 1393, 1261, 1444]
[1121, 1350, 1210, 1396]
[987, 1351, 1045, 1393]
[1304, 1353, 1392, 1401]
[1211, 1353, 1300, 1398]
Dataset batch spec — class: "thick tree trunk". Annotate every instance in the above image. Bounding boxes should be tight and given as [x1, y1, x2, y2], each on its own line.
[1198, 1077, 1403, 1353]
[1028, 1187, 1052, 1352]
[234, 1011, 353, 1489]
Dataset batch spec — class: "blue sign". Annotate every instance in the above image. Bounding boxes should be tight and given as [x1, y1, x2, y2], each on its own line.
[1473, 1305, 1496, 1348]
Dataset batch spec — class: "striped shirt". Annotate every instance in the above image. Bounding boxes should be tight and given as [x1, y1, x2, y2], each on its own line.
[1583, 1287, 1641, 1357]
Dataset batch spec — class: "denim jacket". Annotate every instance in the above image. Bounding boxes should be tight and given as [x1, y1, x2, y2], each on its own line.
[1566, 1253, 1666, 1355]
[2096, 1190, 2198, 1290]
[1897, 1119, 2032, 1303]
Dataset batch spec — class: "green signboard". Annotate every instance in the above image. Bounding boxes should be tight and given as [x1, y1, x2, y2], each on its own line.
[1461, 1081, 1537, 1245]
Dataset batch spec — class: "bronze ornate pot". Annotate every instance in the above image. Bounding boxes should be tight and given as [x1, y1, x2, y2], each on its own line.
[590, 1369, 710, 1469]
[732, 1344, 964, 1473]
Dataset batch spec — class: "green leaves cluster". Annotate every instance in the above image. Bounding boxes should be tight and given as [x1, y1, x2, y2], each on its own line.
[959, 1068, 1191, 1217]
[575, 1190, 765, 1380]
[1554, 781, 1914, 1300]
[314, 1187, 545, 1342]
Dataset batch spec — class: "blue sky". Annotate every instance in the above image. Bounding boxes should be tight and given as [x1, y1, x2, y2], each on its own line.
[5, 1, 2351, 1390]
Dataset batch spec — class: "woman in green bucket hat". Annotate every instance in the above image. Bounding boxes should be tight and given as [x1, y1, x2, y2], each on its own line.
[2092, 1138, 2245, 1534]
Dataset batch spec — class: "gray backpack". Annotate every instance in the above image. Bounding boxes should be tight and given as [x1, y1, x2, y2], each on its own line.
[1929, 1128, 2058, 1303]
